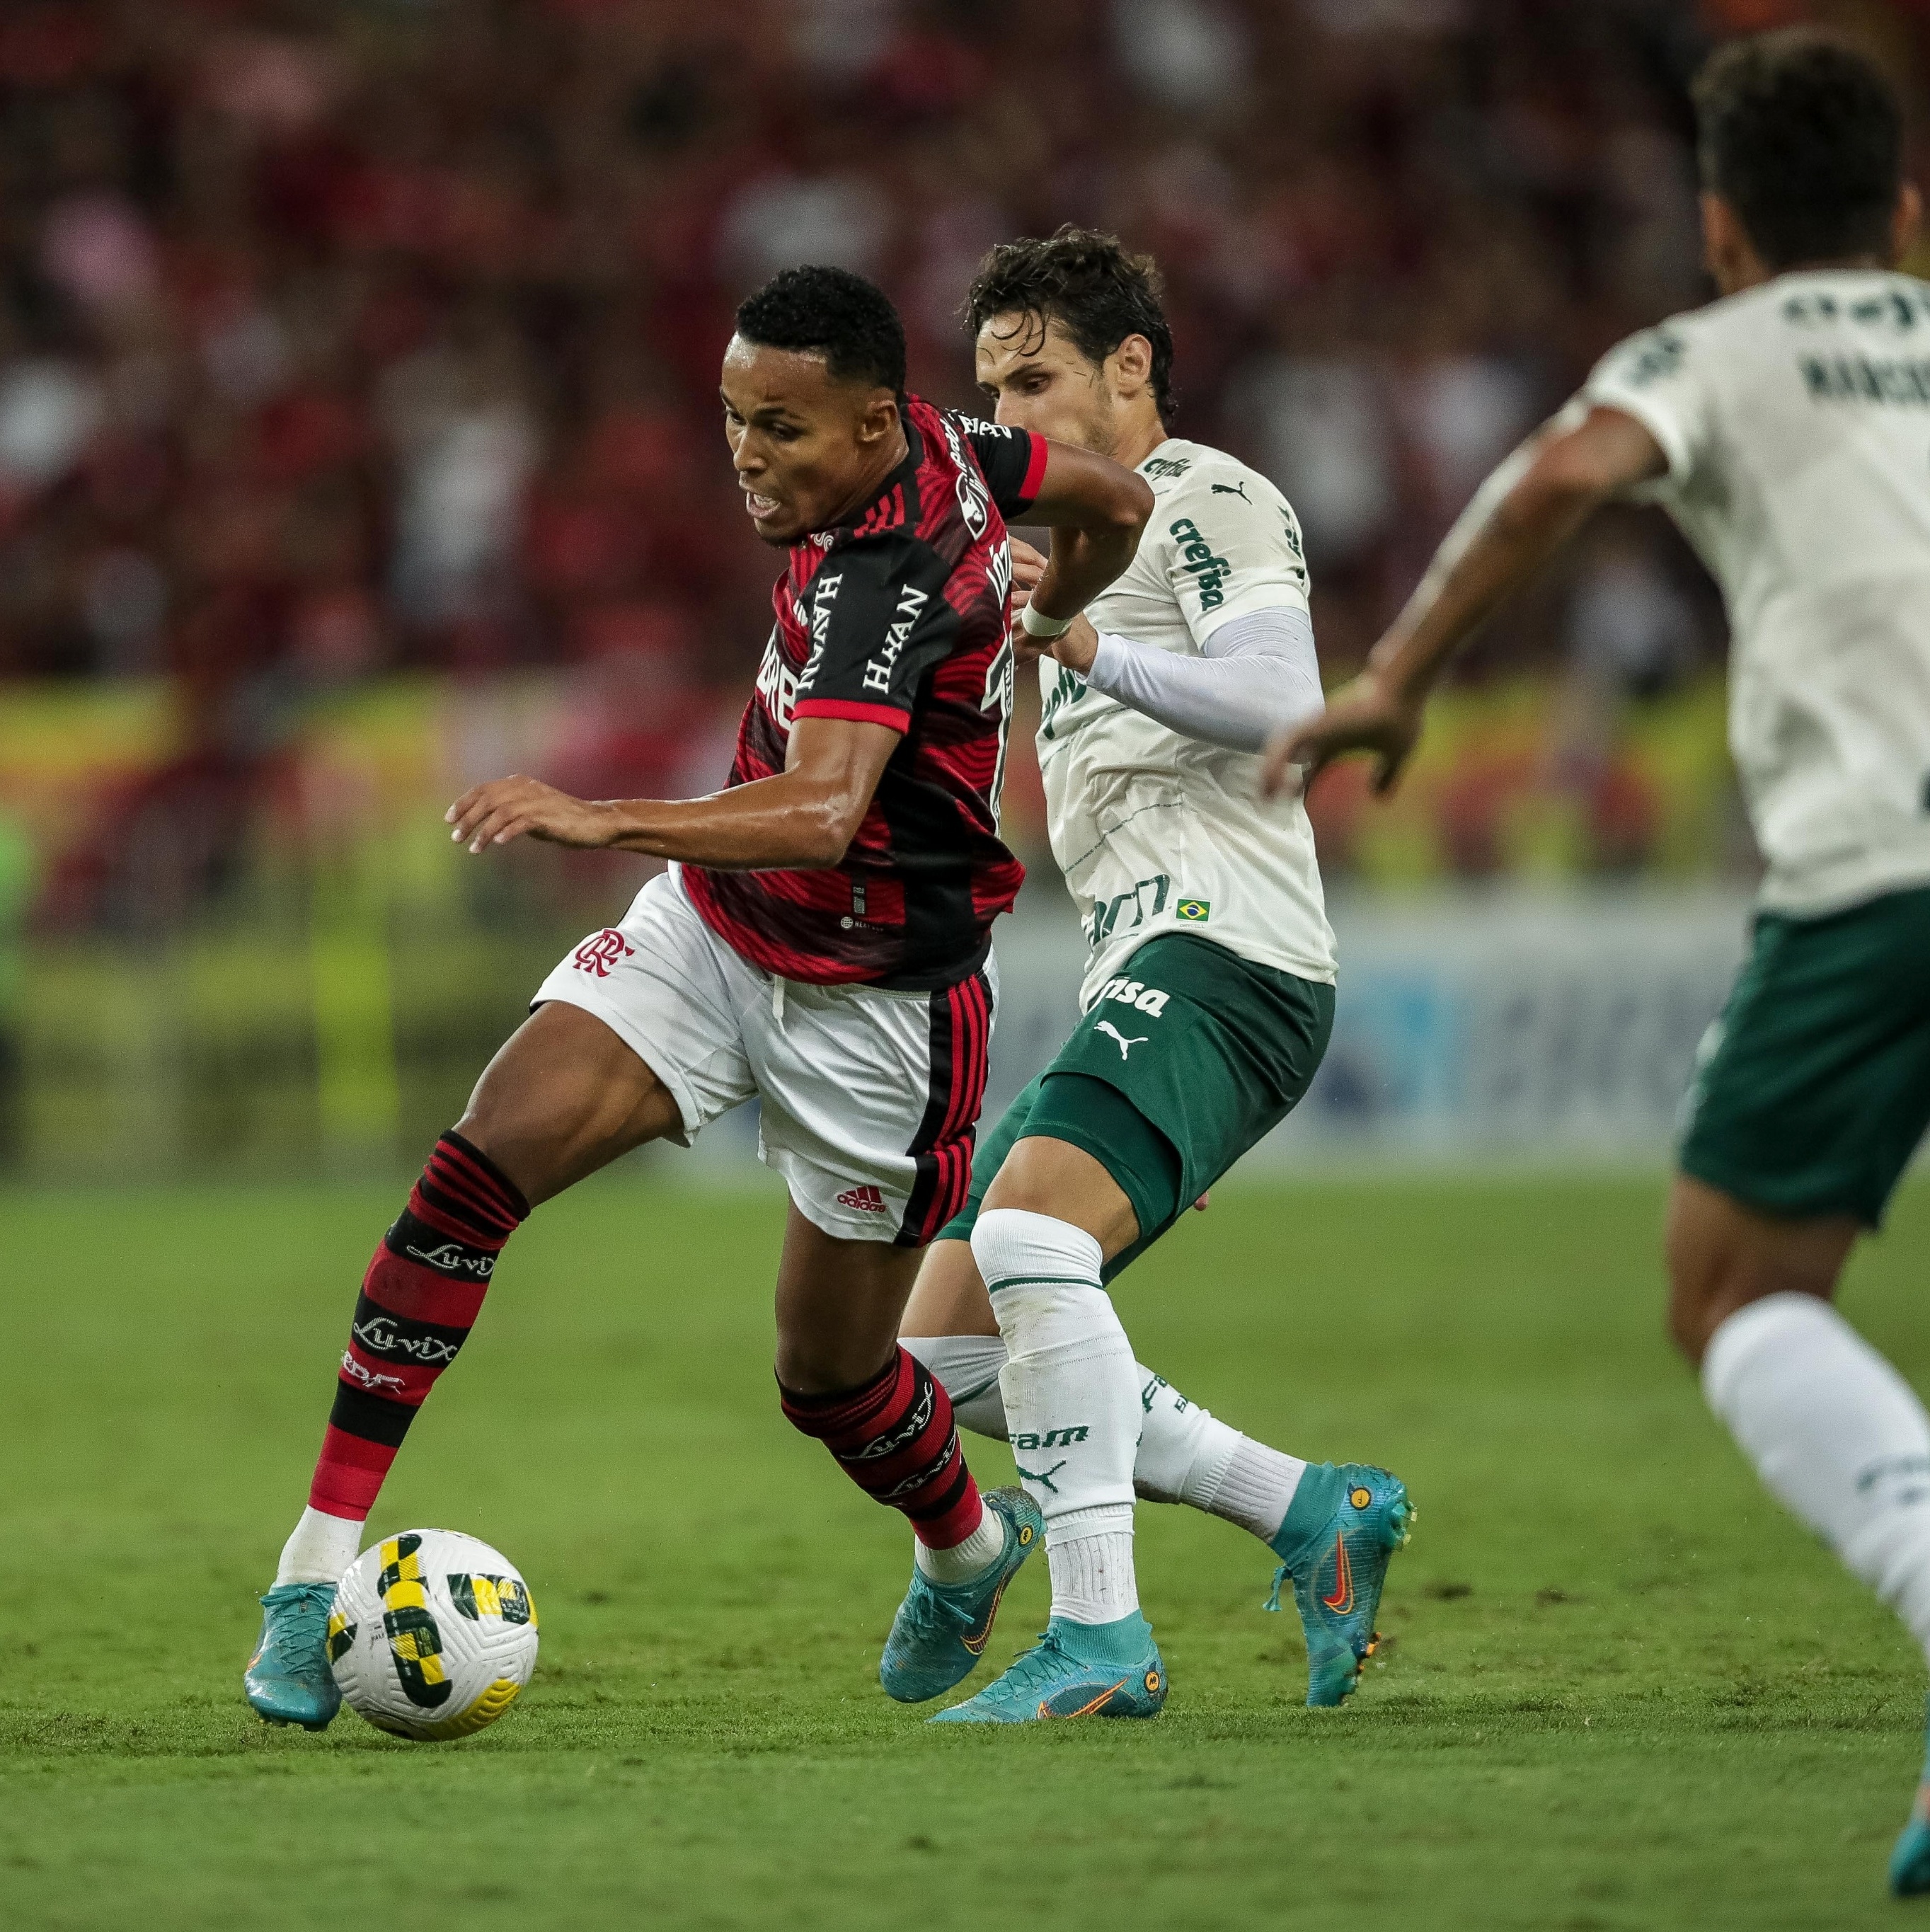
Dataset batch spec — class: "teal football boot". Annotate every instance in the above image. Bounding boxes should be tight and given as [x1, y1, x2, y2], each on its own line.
[244, 1582, 342, 1730]
[1265, 1463, 1413, 1707]
[880, 1486, 1043, 1703]
[1890, 1701, 1930, 1896]
[929, 1611, 1166, 1724]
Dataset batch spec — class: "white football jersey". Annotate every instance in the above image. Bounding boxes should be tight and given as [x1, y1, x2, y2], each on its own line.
[1585, 270, 1930, 916]
[1038, 437, 1336, 1009]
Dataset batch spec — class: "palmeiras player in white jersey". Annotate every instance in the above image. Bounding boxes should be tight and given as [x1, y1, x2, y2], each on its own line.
[872, 230, 1411, 1725]
[1272, 33, 1930, 1889]
[242, 265, 1156, 1730]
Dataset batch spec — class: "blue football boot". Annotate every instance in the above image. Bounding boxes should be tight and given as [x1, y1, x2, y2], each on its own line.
[1264, 1463, 1413, 1707]
[1890, 1701, 1930, 1897]
[929, 1611, 1167, 1724]
[880, 1486, 1043, 1703]
[244, 1582, 342, 1730]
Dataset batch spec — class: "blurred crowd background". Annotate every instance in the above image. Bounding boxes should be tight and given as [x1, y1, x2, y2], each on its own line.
[1, 0, 1926, 1175]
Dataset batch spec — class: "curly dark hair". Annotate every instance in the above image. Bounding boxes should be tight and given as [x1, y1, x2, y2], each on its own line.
[734, 265, 907, 395]
[1694, 30, 1904, 269]
[965, 226, 1175, 416]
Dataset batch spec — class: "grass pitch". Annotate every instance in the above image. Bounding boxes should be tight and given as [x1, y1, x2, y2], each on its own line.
[4, 1172, 1928, 1931]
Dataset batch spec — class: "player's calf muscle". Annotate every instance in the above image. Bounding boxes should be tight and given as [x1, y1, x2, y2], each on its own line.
[1664, 1175, 1857, 1364]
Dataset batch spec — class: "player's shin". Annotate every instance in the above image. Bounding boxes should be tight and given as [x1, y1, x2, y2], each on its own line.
[781, 1348, 1003, 1580]
[901, 1333, 1011, 1437]
[279, 1129, 528, 1582]
[972, 1209, 1146, 1637]
[1704, 1292, 1930, 1658]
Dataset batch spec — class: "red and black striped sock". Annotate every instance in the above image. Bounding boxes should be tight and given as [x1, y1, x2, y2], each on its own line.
[781, 1347, 984, 1548]
[306, 1131, 529, 1522]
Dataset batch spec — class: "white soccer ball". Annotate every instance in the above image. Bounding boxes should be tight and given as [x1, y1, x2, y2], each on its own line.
[327, 1529, 539, 1740]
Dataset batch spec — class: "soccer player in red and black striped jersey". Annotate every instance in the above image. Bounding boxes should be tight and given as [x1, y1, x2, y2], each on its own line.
[243, 265, 1153, 1730]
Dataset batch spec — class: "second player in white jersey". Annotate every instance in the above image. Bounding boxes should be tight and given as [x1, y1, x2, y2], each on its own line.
[1037, 437, 1335, 1006]
[890, 229, 1408, 1728]
[1583, 270, 1930, 914]
[1269, 29, 1930, 1881]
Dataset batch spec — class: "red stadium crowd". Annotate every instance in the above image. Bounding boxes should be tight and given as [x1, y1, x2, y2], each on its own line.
[1, 0, 1926, 919]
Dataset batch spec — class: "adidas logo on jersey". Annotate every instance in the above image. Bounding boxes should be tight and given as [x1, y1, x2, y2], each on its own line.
[835, 1183, 890, 1214]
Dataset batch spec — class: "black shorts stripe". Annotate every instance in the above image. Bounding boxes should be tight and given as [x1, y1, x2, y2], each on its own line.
[896, 967, 992, 1247]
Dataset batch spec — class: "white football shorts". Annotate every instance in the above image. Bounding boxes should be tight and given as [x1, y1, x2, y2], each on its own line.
[532, 868, 994, 1245]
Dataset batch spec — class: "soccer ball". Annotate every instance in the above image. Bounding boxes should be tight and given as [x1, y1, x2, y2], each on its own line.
[326, 1529, 539, 1740]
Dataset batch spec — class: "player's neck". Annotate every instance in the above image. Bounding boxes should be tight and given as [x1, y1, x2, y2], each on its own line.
[817, 425, 912, 534]
[1108, 410, 1168, 473]
[1716, 251, 1892, 297]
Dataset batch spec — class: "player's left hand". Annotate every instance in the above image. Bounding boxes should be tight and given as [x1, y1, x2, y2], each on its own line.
[446, 776, 615, 853]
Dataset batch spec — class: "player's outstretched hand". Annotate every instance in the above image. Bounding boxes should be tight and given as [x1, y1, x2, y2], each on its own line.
[446, 776, 614, 854]
[1260, 673, 1423, 800]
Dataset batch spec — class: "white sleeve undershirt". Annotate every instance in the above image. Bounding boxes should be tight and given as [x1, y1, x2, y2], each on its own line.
[1079, 606, 1324, 754]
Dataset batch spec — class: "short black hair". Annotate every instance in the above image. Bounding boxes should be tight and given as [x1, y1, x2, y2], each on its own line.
[1694, 30, 1904, 270]
[733, 265, 906, 394]
[965, 226, 1176, 415]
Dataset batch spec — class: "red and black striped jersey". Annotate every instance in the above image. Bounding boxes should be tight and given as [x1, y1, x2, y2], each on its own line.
[684, 397, 1044, 989]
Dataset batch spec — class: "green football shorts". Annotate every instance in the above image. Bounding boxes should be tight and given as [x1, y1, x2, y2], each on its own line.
[1679, 883, 1930, 1227]
[939, 933, 1335, 1280]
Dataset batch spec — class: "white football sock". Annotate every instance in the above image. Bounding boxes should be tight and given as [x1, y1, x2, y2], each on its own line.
[1704, 1292, 1930, 1664]
[905, 1337, 1306, 1546]
[914, 1507, 1007, 1585]
[971, 1208, 1142, 1626]
[1048, 1530, 1137, 1626]
[275, 1506, 363, 1587]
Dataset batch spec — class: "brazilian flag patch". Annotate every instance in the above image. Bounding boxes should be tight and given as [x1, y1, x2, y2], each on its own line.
[1176, 899, 1210, 922]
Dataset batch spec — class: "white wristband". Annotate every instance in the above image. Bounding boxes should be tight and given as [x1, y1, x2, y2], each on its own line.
[1020, 601, 1074, 640]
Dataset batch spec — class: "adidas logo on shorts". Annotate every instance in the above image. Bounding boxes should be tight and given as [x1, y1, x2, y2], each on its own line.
[835, 1184, 889, 1214]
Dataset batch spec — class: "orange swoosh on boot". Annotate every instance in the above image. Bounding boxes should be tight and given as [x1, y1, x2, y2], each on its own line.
[1321, 1532, 1355, 1616]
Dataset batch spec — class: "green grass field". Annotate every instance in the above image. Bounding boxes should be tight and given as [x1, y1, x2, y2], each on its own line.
[4, 1173, 1928, 1931]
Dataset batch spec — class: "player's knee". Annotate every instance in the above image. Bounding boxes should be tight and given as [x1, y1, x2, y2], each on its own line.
[979, 1139, 1137, 1257]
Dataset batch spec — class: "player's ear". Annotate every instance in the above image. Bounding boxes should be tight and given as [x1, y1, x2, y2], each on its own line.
[856, 387, 900, 450]
[1107, 334, 1154, 402]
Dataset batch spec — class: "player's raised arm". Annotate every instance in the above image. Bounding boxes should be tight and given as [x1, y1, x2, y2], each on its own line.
[1260, 403, 1667, 798]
